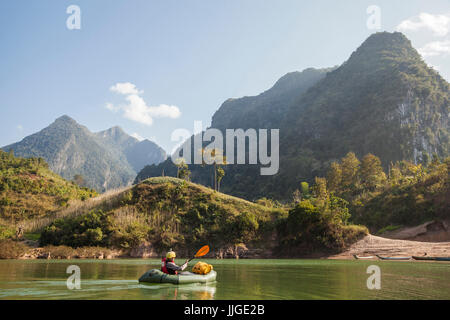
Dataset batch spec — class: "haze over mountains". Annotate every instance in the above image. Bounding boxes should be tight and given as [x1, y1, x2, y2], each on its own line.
[136, 32, 450, 200]
[2, 115, 166, 191]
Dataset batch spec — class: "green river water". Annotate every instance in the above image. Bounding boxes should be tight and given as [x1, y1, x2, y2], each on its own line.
[0, 259, 449, 300]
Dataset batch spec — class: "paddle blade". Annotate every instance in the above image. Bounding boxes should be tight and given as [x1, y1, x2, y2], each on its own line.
[195, 245, 210, 257]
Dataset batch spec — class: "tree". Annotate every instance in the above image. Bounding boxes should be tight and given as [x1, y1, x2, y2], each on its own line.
[359, 153, 386, 190]
[327, 162, 342, 192]
[389, 163, 403, 186]
[312, 177, 328, 201]
[300, 182, 310, 198]
[328, 194, 351, 225]
[286, 200, 321, 237]
[179, 165, 191, 181]
[216, 166, 225, 192]
[340, 152, 360, 187]
[234, 212, 259, 243]
[174, 158, 190, 180]
[292, 189, 301, 204]
[201, 148, 226, 191]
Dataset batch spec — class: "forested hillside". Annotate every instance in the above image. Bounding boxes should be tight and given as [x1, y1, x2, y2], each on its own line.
[137, 32, 449, 202]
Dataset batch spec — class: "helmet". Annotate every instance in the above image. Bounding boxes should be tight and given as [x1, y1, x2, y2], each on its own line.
[166, 250, 176, 259]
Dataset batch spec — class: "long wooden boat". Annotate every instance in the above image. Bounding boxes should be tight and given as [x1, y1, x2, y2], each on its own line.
[412, 256, 450, 261]
[353, 254, 375, 259]
[412, 256, 436, 261]
[435, 257, 450, 261]
[376, 255, 411, 260]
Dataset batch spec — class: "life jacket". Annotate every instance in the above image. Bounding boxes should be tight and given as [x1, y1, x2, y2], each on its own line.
[161, 257, 178, 275]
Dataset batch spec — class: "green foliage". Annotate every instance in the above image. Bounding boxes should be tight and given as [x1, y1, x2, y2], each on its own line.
[0, 225, 15, 240]
[232, 211, 259, 243]
[255, 197, 282, 208]
[175, 158, 191, 181]
[278, 199, 367, 253]
[15, 175, 367, 255]
[24, 232, 40, 241]
[377, 225, 402, 235]
[35, 178, 284, 252]
[340, 152, 361, 188]
[0, 150, 97, 222]
[300, 182, 310, 198]
[325, 152, 449, 232]
[40, 210, 114, 247]
[111, 223, 151, 249]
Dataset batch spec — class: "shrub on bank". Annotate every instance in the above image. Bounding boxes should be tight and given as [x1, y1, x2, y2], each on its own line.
[277, 199, 368, 253]
[40, 209, 114, 247]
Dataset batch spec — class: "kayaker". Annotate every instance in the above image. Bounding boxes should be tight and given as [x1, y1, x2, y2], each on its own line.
[161, 250, 188, 275]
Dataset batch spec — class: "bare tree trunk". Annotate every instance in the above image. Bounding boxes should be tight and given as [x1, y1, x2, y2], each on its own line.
[214, 164, 217, 191]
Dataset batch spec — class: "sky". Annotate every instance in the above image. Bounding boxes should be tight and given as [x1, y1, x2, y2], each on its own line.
[0, 0, 449, 153]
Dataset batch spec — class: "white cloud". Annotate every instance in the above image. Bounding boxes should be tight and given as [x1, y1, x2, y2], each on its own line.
[396, 13, 450, 37]
[131, 132, 144, 141]
[106, 82, 181, 126]
[418, 40, 450, 57]
[110, 82, 142, 95]
[105, 102, 119, 112]
[17, 125, 23, 131]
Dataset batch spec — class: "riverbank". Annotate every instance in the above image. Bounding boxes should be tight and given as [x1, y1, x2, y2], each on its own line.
[380, 220, 450, 242]
[328, 234, 450, 260]
[2, 234, 449, 261]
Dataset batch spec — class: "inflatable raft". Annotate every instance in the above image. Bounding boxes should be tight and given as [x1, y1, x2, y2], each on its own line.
[138, 269, 217, 284]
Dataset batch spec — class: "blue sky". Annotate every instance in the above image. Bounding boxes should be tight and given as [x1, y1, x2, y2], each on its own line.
[1, 0, 449, 153]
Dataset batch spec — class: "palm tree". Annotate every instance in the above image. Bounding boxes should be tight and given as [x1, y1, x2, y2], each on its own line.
[199, 147, 227, 191]
[174, 158, 189, 179]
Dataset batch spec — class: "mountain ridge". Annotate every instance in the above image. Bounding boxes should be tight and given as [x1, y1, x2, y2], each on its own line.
[136, 32, 449, 200]
[2, 115, 167, 191]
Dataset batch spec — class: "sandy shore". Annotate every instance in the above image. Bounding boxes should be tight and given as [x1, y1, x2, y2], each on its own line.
[328, 234, 450, 260]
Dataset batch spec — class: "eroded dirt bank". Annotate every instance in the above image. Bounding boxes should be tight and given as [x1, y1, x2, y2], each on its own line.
[381, 220, 450, 242]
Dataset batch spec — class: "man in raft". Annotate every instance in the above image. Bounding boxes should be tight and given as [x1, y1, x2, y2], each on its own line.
[161, 250, 189, 275]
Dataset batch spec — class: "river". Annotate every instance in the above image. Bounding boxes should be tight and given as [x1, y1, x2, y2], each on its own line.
[0, 259, 449, 299]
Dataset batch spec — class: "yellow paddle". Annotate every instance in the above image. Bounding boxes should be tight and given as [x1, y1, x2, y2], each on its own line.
[188, 245, 210, 262]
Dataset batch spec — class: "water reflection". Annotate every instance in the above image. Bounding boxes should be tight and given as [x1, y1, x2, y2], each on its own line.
[0, 259, 449, 300]
[139, 282, 217, 300]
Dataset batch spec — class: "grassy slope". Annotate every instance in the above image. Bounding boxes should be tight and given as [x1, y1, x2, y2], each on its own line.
[36, 176, 287, 255]
[138, 177, 281, 218]
[0, 150, 97, 236]
[38, 177, 368, 257]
